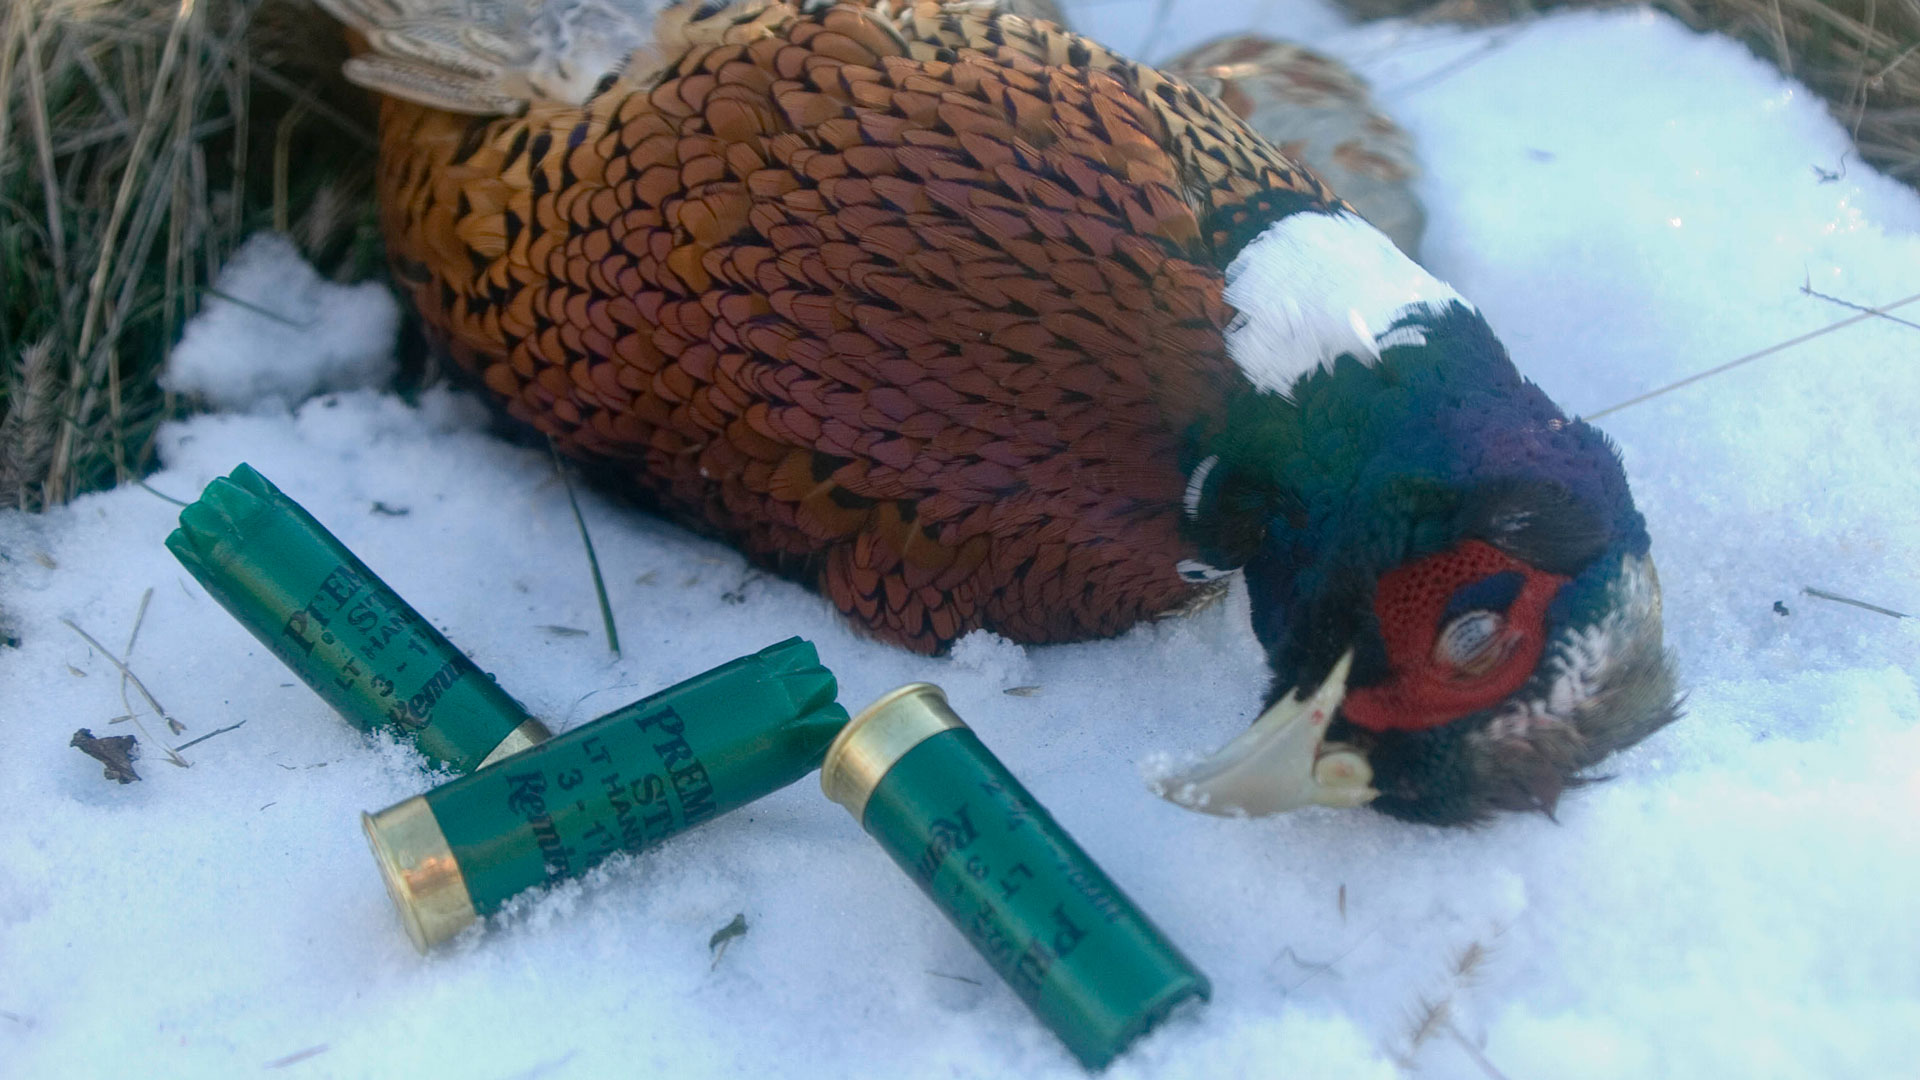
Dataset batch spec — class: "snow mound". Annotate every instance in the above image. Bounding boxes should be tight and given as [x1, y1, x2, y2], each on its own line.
[163, 233, 400, 411]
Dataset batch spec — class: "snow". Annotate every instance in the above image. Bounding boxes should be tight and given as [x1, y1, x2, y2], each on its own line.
[5, 5, 1920, 1078]
[162, 233, 400, 412]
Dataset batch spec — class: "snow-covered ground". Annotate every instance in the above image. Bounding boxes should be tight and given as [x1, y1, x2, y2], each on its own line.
[5, 4, 1919, 1077]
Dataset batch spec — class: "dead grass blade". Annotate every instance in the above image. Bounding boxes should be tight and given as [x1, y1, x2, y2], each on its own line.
[550, 441, 623, 657]
[1586, 290, 1920, 419]
[2, 0, 381, 511]
[61, 616, 190, 767]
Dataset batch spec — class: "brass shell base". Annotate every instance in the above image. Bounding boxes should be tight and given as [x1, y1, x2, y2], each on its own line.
[820, 683, 966, 824]
[362, 796, 478, 953]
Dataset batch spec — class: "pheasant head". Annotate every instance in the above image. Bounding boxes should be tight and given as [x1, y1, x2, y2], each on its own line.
[1161, 208, 1680, 825]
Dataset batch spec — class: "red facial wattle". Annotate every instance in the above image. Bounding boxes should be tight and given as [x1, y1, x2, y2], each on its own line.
[1341, 540, 1568, 733]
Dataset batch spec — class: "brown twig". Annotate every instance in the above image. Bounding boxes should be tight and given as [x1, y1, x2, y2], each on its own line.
[1800, 280, 1920, 331]
[549, 441, 621, 657]
[1586, 290, 1920, 419]
[173, 719, 246, 751]
[1397, 934, 1499, 1065]
[1405, 996, 1452, 1058]
[117, 588, 177, 733]
[1445, 1018, 1515, 1080]
[1382, 25, 1530, 99]
[60, 617, 190, 767]
[1281, 926, 1379, 994]
[708, 912, 748, 970]
[1803, 586, 1910, 619]
[200, 285, 308, 327]
[137, 480, 189, 507]
[263, 1045, 329, 1069]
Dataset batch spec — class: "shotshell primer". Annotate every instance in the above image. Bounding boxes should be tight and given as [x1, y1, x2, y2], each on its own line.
[166, 464, 548, 771]
[363, 637, 848, 951]
[821, 684, 1210, 1071]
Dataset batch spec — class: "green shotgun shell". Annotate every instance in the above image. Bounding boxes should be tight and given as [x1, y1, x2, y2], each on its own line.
[362, 637, 848, 952]
[822, 684, 1210, 1071]
[166, 463, 548, 771]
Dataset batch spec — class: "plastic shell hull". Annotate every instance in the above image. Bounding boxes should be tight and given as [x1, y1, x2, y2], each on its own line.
[167, 463, 547, 771]
[363, 637, 847, 950]
[829, 685, 1210, 1070]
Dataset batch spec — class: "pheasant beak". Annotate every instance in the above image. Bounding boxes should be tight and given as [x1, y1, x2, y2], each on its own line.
[1152, 650, 1378, 816]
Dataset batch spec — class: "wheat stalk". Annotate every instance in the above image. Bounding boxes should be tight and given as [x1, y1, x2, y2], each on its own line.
[1, 339, 60, 509]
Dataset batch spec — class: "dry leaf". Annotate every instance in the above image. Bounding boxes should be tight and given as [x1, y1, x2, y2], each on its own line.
[71, 728, 140, 784]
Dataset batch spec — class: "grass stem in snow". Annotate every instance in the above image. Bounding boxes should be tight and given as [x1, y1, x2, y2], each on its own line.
[550, 441, 621, 656]
[1586, 290, 1920, 419]
[60, 616, 189, 767]
[1803, 586, 1910, 619]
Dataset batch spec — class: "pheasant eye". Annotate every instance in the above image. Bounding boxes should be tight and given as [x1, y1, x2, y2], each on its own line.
[1434, 610, 1510, 676]
[1342, 539, 1572, 732]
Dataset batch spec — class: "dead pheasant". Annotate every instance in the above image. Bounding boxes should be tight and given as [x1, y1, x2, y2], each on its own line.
[314, 0, 1678, 824]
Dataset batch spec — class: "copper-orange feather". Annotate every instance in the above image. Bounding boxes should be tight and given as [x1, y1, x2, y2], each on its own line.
[358, 1, 1340, 651]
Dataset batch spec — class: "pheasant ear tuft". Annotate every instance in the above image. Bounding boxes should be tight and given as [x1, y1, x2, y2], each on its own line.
[1457, 478, 1608, 576]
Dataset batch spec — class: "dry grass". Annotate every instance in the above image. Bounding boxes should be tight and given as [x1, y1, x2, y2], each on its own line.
[0, 0, 381, 511]
[1331, 0, 1920, 191]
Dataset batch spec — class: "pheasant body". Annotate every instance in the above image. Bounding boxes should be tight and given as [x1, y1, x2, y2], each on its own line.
[327, 0, 1680, 824]
[374, 1, 1333, 650]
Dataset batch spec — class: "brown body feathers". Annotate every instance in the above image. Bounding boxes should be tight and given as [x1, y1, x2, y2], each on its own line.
[369, 1, 1337, 651]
